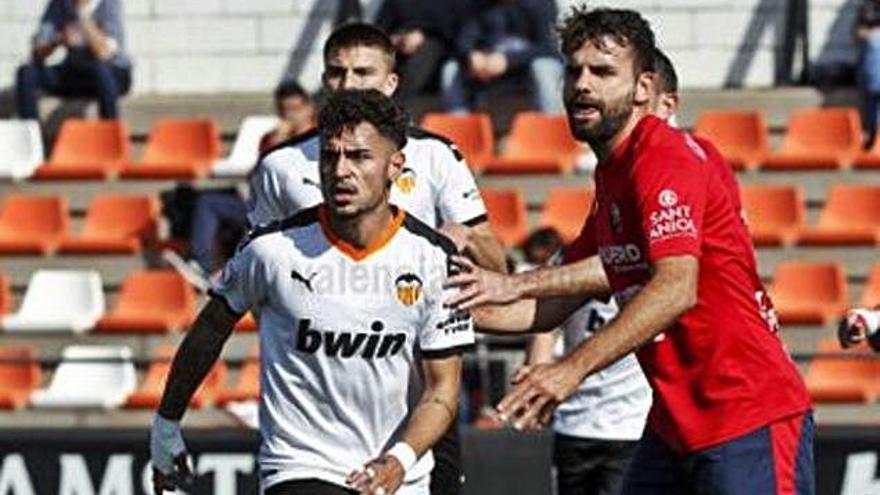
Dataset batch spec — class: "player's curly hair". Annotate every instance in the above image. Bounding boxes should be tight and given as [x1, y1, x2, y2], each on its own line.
[559, 5, 656, 74]
[319, 89, 408, 149]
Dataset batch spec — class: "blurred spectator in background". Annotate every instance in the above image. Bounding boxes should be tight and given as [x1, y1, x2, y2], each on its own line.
[441, 0, 563, 113]
[517, 227, 563, 272]
[856, 0, 880, 148]
[839, 307, 880, 351]
[15, 0, 131, 120]
[259, 80, 317, 153]
[376, 0, 475, 104]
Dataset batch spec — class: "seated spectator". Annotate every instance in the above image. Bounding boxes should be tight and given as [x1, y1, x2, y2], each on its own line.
[857, 0, 880, 148]
[441, 0, 563, 113]
[258, 80, 317, 153]
[15, 0, 131, 120]
[376, 0, 475, 104]
[516, 227, 563, 272]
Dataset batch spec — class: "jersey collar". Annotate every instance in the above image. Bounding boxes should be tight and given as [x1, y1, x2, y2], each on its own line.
[318, 205, 405, 262]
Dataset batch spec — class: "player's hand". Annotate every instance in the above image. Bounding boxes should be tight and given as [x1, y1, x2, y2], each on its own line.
[150, 414, 195, 494]
[443, 255, 519, 309]
[347, 455, 405, 495]
[495, 360, 582, 430]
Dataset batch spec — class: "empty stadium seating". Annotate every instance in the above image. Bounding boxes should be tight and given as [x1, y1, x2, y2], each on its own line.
[798, 185, 880, 246]
[33, 119, 130, 180]
[120, 119, 222, 179]
[0, 347, 42, 410]
[762, 108, 862, 170]
[216, 346, 259, 405]
[94, 270, 196, 334]
[860, 264, 880, 308]
[421, 113, 495, 171]
[2, 270, 104, 334]
[483, 113, 582, 174]
[0, 275, 10, 315]
[740, 185, 805, 246]
[480, 188, 528, 247]
[694, 110, 769, 171]
[213, 115, 278, 177]
[770, 262, 848, 325]
[125, 346, 227, 409]
[30, 345, 136, 409]
[539, 187, 594, 243]
[0, 120, 43, 180]
[58, 194, 159, 255]
[805, 339, 880, 403]
[0, 195, 68, 255]
[235, 312, 258, 333]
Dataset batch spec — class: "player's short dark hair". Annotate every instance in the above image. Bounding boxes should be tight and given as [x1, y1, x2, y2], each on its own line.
[653, 48, 678, 94]
[319, 89, 408, 150]
[274, 79, 309, 103]
[559, 6, 655, 74]
[324, 22, 396, 70]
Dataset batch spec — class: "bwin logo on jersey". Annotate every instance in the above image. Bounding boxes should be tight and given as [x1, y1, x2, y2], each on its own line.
[395, 167, 417, 194]
[395, 273, 423, 306]
[295, 319, 407, 359]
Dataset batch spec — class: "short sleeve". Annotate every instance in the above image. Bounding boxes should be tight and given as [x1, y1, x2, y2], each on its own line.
[563, 210, 598, 264]
[247, 149, 320, 227]
[633, 149, 707, 262]
[209, 243, 269, 315]
[434, 142, 487, 226]
[419, 255, 475, 357]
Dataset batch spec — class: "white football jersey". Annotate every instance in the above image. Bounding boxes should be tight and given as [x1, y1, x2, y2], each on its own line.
[552, 298, 652, 441]
[211, 206, 475, 491]
[247, 127, 487, 229]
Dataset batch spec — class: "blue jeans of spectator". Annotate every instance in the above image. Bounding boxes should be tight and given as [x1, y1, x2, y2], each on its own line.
[441, 56, 564, 113]
[16, 60, 132, 119]
[190, 189, 248, 274]
[859, 33, 880, 145]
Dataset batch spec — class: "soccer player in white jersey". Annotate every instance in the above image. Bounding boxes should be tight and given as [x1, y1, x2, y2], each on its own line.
[249, 22, 507, 274]
[150, 89, 474, 495]
[248, 22, 507, 493]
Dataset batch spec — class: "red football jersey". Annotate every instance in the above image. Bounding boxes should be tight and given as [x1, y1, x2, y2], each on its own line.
[564, 115, 810, 452]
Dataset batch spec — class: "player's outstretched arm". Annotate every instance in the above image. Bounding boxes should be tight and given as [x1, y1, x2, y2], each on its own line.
[444, 255, 609, 310]
[496, 255, 698, 430]
[470, 295, 587, 335]
[151, 298, 240, 494]
[348, 355, 462, 495]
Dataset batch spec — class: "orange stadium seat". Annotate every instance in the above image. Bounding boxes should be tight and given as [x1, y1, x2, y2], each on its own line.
[0, 275, 11, 315]
[120, 119, 221, 179]
[805, 339, 880, 403]
[125, 346, 227, 409]
[216, 346, 259, 405]
[770, 261, 848, 325]
[94, 270, 196, 334]
[483, 112, 581, 174]
[480, 188, 528, 248]
[235, 312, 258, 333]
[33, 119, 130, 180]
[421, 113, 494, 171]
[740, 185, 805, 246]
[855, 131, 880, 168]
[539, 186, 594, 243]
[798, 185, 880, 246]
[0, 347, 43, 410]
[58, 194, 159, 254]
[762, 107, 861, 170]
[694, 110, 769, 171]
[0, 195, 68, 255]
[859, 264, 880, 308]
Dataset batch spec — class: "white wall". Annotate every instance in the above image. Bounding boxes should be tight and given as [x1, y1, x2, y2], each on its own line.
[0, 0, 861, 93]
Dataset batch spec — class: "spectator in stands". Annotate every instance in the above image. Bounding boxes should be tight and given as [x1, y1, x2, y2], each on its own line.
[15, 0, 131, 120]
[839, 307, 880, 351]
[856, 0, 880, 148]
[441, 0, 563, 113]
[517, 227, 563, 272]
[376, 0, 475, 104]
[258, 80, 317, 153]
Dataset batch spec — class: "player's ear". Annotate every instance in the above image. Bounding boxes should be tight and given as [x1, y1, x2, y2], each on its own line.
[381, 72, 400, 97]
[388, 149, 405, 184]
[633, 70, 654, 106]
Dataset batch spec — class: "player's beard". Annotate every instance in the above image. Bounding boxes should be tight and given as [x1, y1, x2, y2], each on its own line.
[566, 87, 635, 149]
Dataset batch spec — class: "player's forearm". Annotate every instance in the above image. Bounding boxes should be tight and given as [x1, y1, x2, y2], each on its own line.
[566, 259, 697, 380]
[473, 295, 585, 335]
[513, 255, 610, 300]
[466, 226, 509, 273]
[525, 331, 556, 365]
[400, 360, 462, 458]
[157, 300, 237, 420]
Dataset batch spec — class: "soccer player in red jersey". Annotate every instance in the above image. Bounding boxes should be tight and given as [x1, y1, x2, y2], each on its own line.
[446, 7, 813, 494]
